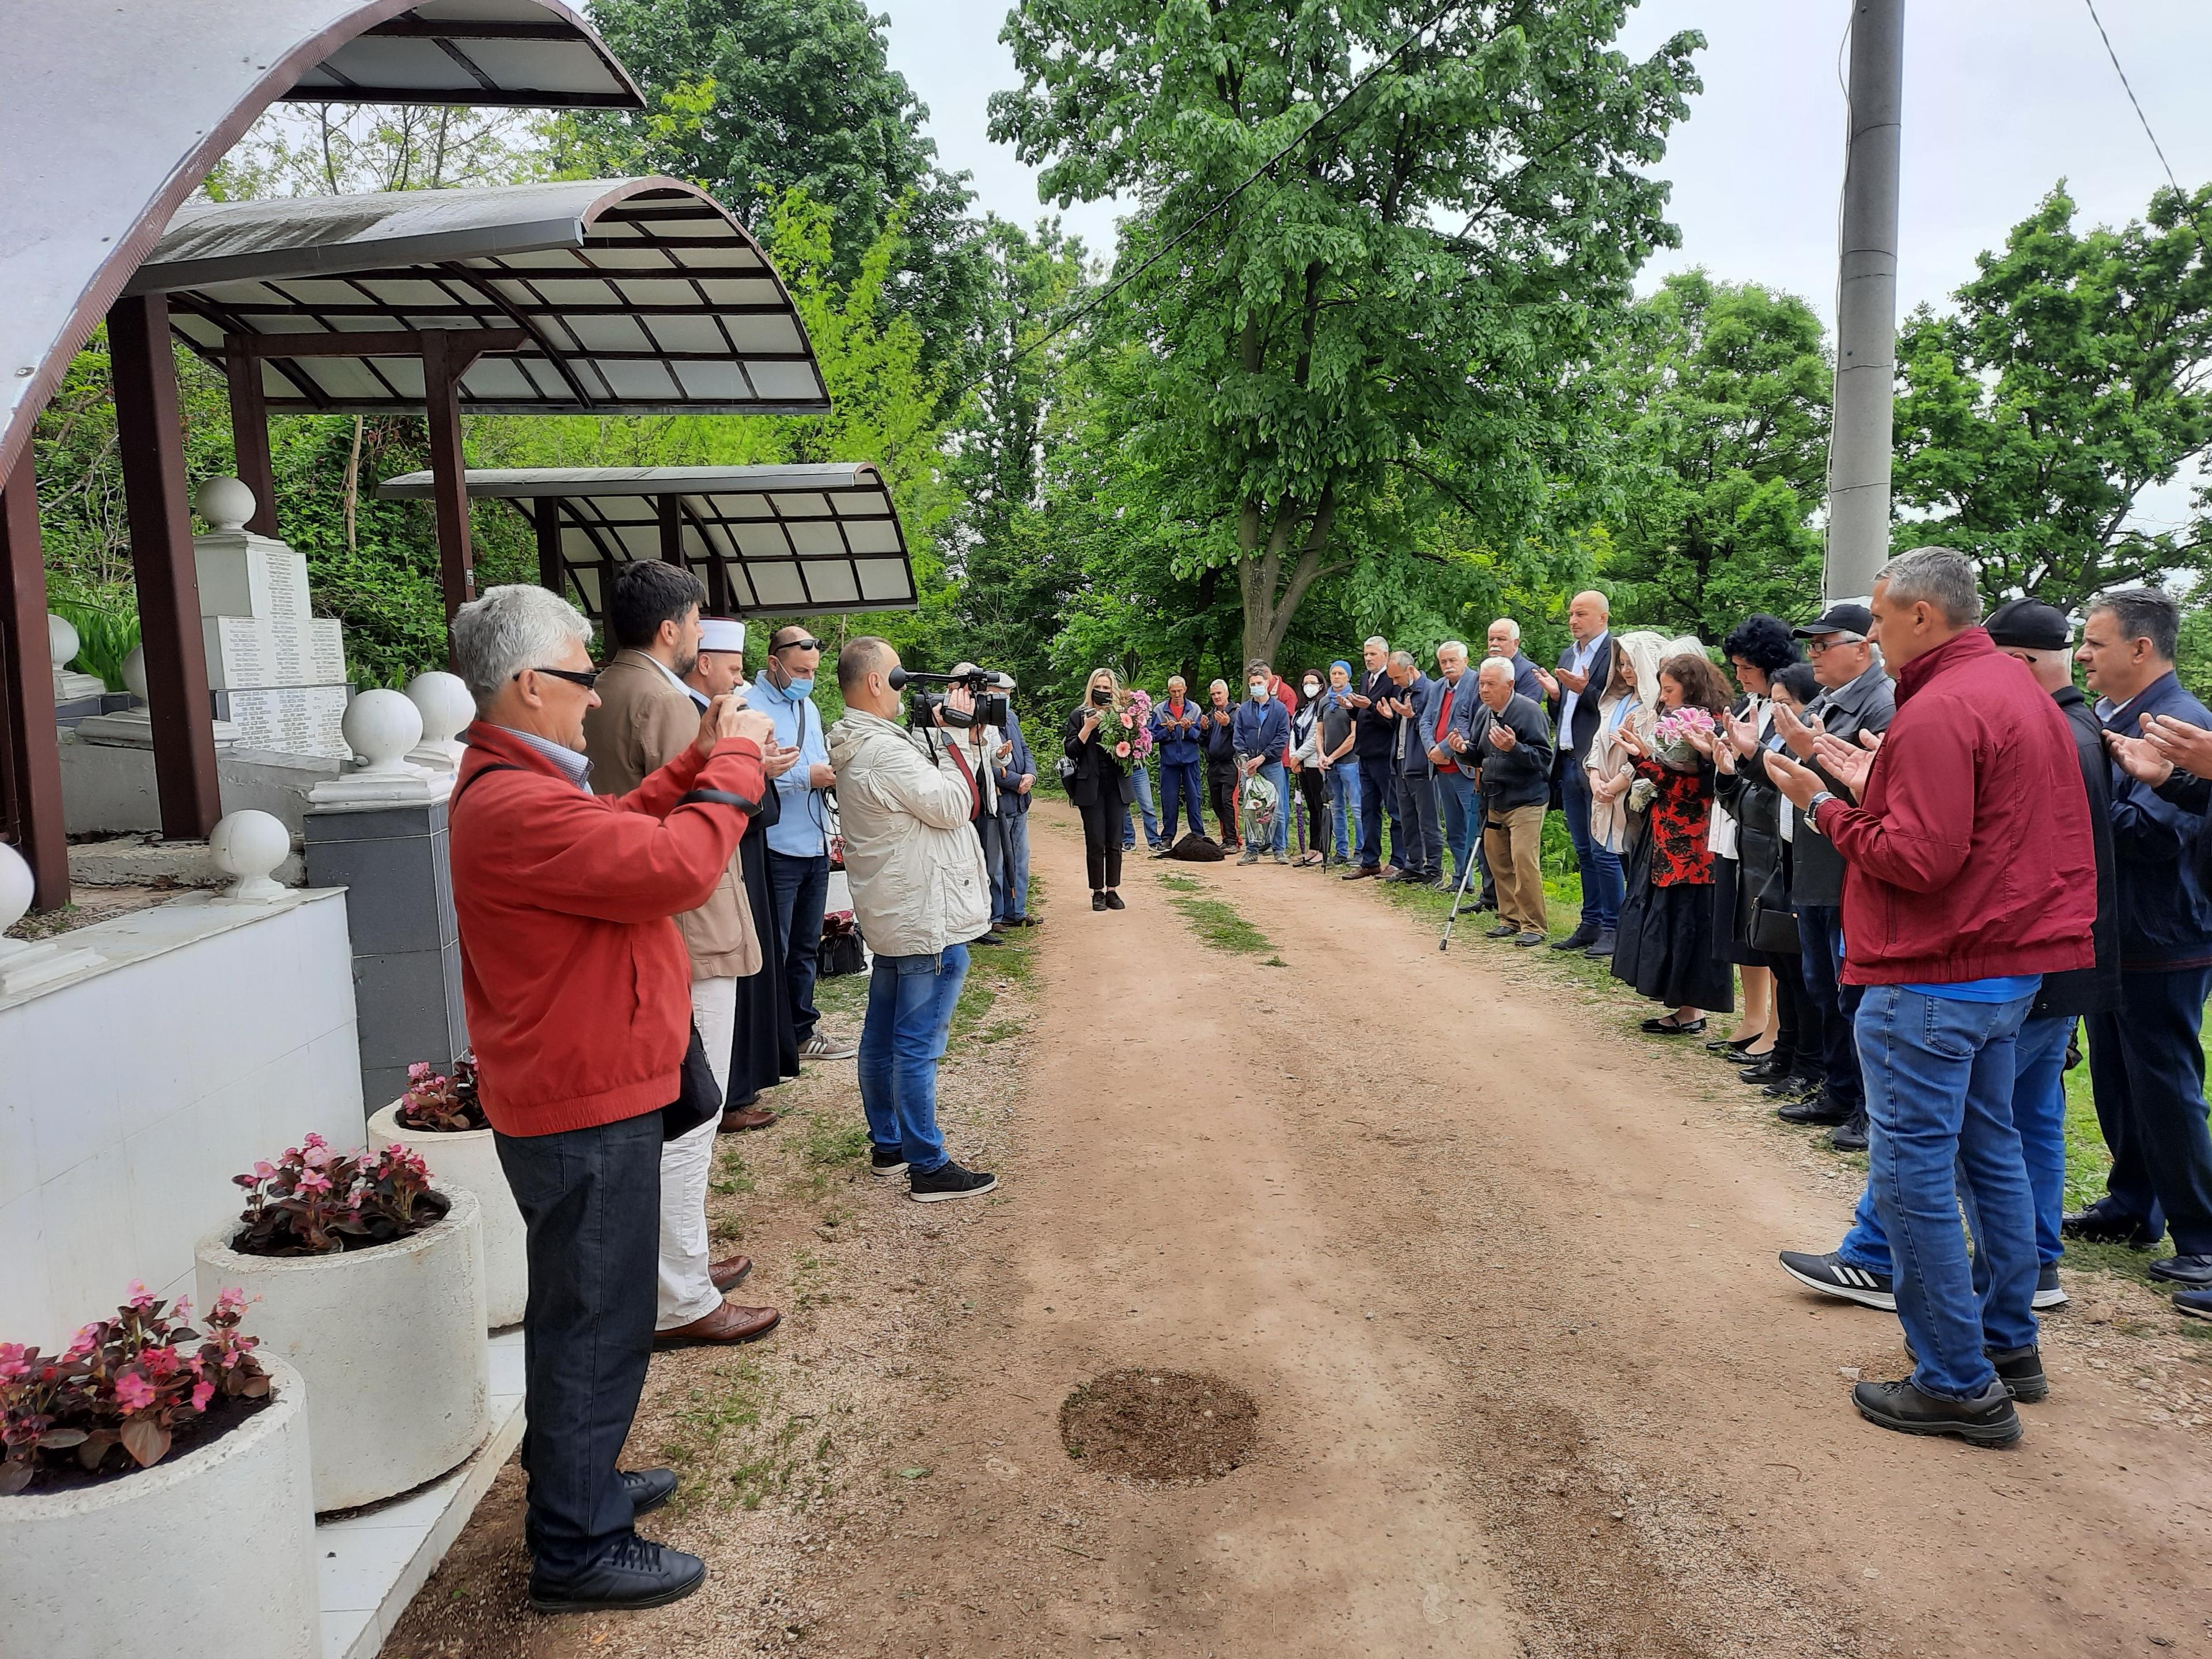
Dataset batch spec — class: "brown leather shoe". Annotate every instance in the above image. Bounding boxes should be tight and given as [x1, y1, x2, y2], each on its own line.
[718, 1105, 777, 1132]
[655, 1300, 780, 1348]
[709, 1254, 753, 1291]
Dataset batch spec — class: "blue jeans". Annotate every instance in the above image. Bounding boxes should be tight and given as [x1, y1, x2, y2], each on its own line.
[1560, 767, 1622, 929]
[1796, 904, 1863, 1108]
[1120, 763, 1162, 848]
[1855, 984, 2040, 1399]
[767, 849, 830, 1044]
[1358, 755, 1397, 868]
[1248, 760, 1290, 852]
[1434, 769, 1478, 886]
[858, 945, 969, 1175]
[1160, 759, 1205, 839]
[1324, 759, 1361, 859]
[988, 810, 1031, 922]
[2085, 966, 2212, 1252]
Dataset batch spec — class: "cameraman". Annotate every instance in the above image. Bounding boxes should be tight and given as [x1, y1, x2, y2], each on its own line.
[824, 638, 999, 1202]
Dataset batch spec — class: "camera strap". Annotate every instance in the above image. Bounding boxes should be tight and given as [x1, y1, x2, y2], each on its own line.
[677, 788, 764, 815]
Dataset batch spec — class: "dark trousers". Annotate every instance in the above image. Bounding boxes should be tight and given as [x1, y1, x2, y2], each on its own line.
[1078, 793, 1124, 892]
[495, 1112, 662, 1578]
[1795, 903, 1864, 1110]
[1771, 949, 1813, 1074]
[1298, 764, 1328, 853]
[1358, 754, 1397, 868]
[767, 849, 830, 1043]
[2086, 965, 2212, 1253]
[1161, 758, 1206, 839]
[1395, 767, 1442, 877]
[1207, 757, 1241, 845]
[1560, 766, 1623, 929]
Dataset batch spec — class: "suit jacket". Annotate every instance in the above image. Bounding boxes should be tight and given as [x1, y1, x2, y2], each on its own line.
[2101, 670, 2212, 970]
[1063, 704, 1135, 808]
[1354, 666, 1398, 760]
[992, 708, 1035, 817]
[1552, 632, 1619, 774]
[1427, 672, 1482, 773]
[1390, 674, 1442, 776]
[581, 650, 762, 980]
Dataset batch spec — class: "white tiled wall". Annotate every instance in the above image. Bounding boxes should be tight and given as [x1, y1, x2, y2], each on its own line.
[0, 892, 364, 1348]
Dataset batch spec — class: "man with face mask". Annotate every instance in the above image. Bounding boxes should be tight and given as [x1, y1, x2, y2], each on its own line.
[1233, 660, 1292, 864]
[756, 625, 854, 1063]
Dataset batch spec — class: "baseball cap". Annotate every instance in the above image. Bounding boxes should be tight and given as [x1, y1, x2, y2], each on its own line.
[1984, 599, 2071, 652]
[1792, 603, 1873, 641]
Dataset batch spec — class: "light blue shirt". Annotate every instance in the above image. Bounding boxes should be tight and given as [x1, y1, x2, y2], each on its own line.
[497, 726, 593, 793]
[1558, 628, 1608, 741]
[759, 675, 830, 858]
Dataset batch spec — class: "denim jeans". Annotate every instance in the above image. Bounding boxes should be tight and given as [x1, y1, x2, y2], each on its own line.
[858, 945, 969, 1174]
[1796, 903, 1864, 1107]
[1560, 768, 1623, 929]
[767, 848, 830, 1043]
[494, 1112, 662, 1577]
[1358, 755, 1397, 868]
[1120, 763, 1163, 847]
[1855, 984, 2039, 1400]
[988, 809, 1031, 921]
[1324, 759, 1361, 860]
[1433, 768, 1478, 886]
[1250, 760, 1290, 852]
[2085, 965, 2212, 1252]
[1160, 759, 1206, 839]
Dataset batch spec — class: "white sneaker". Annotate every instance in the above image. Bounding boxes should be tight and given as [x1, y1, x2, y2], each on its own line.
[801, 1033, 857, 1061]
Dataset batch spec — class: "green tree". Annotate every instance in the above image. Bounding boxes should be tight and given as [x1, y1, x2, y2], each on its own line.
[567, 0, 986, 390]
[1892, 181, 2212, 613]
[1596, 270, 1831, 641]
[990, 0, 1700, 668]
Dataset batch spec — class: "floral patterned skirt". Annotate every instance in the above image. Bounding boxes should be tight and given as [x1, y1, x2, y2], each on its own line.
[1612, 823, 1735, 1013]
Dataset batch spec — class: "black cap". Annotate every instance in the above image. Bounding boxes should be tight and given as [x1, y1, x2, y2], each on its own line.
[1984, 599, 2072, 652]
[1792, 603, 1873, 641]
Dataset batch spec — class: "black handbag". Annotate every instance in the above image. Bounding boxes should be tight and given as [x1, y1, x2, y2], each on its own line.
[817, 910, 868, 978]
[660, 1022, 723, 1141]
[1745, 878, 1800, 955]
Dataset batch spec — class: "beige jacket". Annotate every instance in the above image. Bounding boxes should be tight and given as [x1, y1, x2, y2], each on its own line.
[825, 708, 991, 958]
[582, 650, 762, 980]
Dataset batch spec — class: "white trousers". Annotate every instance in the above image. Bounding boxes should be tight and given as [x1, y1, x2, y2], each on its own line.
[657, 976, 736, 1330]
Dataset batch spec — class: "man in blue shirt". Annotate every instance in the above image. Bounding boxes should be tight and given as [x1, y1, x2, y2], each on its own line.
[1150, 674, 1207, 846]
[1232, 662, 1291, 865]
[755, 626, 854, 1062]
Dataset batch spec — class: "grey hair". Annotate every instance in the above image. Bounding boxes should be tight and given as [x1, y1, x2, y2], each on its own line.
[1437, 639, 1469, 661]
[1487, 617, 1521, 641]
[2090, 585, 2181, 661]
[1878, 547, 1983, 628]
[1209, 679, 1229, 692]
[1388, 649, 1417, 670]
[450, 584, 593, 711]
[1478, 655, 1515, 680]
[1363, 635, 1388, 653]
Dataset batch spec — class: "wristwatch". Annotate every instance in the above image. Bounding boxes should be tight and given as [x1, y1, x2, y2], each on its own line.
[1807, 789, 1839, 826]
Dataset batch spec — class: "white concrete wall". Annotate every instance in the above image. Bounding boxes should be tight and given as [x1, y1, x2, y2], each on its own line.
[0, 891, 364, 1349]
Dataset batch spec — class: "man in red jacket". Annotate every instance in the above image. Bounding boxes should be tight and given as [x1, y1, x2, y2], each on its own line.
[447, 585, 772, 1612]
[1768, 548, 2096, 1448]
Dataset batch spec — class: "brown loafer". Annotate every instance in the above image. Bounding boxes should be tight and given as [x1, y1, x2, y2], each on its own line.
[709, 1253, 752, 1291]
[655, 1300, 780, 1347]
[718, 1106, 777, 1133]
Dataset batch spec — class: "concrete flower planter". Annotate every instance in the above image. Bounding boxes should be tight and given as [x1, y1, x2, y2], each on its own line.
[368, 1100, 528, 1327]
[0, 1355, 316, 1659]
[196, 1188, 490, 1512]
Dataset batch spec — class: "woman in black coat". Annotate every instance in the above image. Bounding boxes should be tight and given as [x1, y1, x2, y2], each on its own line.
[1065, 666, 1137, 911]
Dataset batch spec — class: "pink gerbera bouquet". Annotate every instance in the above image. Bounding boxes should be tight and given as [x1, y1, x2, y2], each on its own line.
[1652, 705, 1717, 772]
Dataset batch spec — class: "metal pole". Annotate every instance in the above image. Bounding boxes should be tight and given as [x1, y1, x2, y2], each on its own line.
[1824, 0, 1904, 603]
[0, 448, 70, 908]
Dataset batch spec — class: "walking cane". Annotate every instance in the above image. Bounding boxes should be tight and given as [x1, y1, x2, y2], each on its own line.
[1438, 830, 1480, 952]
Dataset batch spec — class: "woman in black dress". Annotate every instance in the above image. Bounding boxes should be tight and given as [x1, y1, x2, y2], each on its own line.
[726, 771, 801, 1120]
[1708, 615, 1802, 1057]
[1066, 667, 1137, 910]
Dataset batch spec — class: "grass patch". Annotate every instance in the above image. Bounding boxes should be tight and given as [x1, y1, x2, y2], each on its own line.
[658, 1360, 832, 1514]
[1153, 870, 1279, 956]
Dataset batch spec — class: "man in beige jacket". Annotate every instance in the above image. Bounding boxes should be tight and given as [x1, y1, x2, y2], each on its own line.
[583, 562, 778, 1346]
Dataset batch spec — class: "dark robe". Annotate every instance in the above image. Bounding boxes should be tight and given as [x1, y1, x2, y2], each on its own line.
[729, 781, 801, 1105]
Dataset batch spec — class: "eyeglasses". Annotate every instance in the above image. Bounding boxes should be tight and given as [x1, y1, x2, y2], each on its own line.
[772, 636, 823, 654]
[517, 665, 600, 690]
[1803, 635, 1865, 656]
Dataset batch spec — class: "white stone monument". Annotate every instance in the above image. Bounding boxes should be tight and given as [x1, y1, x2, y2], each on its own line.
[306, 689, 453, 809]
[47, 613, 108, 704]
[190, 477, 350, 758]
[75, 643, 241, 749]
[0, 842, 100, 995]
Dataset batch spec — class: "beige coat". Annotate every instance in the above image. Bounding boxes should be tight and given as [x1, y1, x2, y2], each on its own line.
[824, 709, 992, 958]
[582, 650, 762, 980]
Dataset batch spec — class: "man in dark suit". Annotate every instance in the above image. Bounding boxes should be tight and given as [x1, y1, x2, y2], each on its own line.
[1343, 635, 1402, 878]
[2065, 587, 2212, 1290]
[988, 703, 1036, 927]
[1383, 650, 1444, 884]
[1547, 590, 1620, 954]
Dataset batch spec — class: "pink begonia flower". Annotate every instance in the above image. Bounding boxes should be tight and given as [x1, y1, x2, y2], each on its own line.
[214, 1288, 246, 1316]
[0, 1343, 28, 1381]
[297, 1169, 333, 1195]
[252, 1161, 275, 1181]
[127, 1280, 156, 1310]
[113, 1372, 157, 1412]
[407, 1061, 431, 1082]
[65, 1325, 99, 1360]
[171, 1296, 192, 1324]
[142, 1344, 181, 1378]
[191, 1380, 214, 1413]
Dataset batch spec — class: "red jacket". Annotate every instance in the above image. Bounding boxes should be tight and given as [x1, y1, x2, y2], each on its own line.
[1813, 629, 2096, 986]
[448, 722, 765, 1137]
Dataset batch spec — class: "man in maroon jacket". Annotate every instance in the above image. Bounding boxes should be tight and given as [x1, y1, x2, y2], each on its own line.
[1768, 548, 2096, 1447]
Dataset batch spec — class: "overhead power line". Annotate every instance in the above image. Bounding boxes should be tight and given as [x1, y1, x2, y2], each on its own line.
[2082, 0, 2180, 193]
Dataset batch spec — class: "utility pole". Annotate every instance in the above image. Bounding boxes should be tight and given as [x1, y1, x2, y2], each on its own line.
[1824, 0, 1904, 602]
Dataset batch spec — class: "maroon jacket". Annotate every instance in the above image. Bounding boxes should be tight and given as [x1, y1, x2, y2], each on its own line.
[1810, 628, 2097, 986]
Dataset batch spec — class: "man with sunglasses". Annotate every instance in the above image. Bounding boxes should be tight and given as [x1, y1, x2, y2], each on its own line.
[756, 625, 857, 1062]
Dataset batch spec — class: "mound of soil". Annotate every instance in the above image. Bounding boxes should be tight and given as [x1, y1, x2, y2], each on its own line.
[1058, 1368, 1258, 1483]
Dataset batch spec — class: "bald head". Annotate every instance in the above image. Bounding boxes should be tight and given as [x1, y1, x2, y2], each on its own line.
[1569, 590, 1610, 644]
[836, 636, 899, 717]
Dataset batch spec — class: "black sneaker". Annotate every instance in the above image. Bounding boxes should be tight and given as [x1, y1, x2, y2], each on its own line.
[1851, 1376, 2021, 1446]
[1778, 1092, 1854, 1126]
[2147, 1252, 2212, 1287]
[2059, 1201, 2161, 1248]
[1830, 1111, 1870, 1153]
[1103, 891, 1126, 910]
[1093, 891, 1111, 910]
[870, 1145, 909, 1180]
[1903, 1339, 2050, 1404]
[1552, 924, 1599, 952]
[909, 1160, 998, 1203]
[529, 1534, 707, 1613]
[2032, 1263, 2067, 1310]
[2176, 1286, 2212, 1321]
[974, 931, 1007, 946]
[1778, 1249, 1896, 1310]
[620, 1467, 678, 1517]
[1582, 930, 1616, 959]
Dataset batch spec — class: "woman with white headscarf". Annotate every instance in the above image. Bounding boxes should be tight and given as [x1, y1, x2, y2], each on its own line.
[1584, 629, 1671, 855]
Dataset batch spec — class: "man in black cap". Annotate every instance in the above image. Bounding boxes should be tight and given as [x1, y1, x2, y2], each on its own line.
[1779, 597, 2117, 1316]
[1766, 603, 1896, 1147]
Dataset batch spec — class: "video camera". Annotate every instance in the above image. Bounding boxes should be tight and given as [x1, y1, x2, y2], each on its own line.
[888, 665, 1013, 730]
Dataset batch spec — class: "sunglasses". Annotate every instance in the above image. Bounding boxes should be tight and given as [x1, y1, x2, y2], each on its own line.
[772, 636, 823, 654]
[518, 665, 600, 690]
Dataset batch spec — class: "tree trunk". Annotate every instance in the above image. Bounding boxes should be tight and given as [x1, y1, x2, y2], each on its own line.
[1236, 480, 1340, 669]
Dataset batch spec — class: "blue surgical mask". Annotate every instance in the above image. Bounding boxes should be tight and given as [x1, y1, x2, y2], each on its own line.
[1249, 682, 1268, 701]
[781, 675, 814, 701]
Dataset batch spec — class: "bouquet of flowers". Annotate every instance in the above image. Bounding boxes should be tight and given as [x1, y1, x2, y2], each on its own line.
[1652, 706, 1717, 772]
[1093, 687, 1153, 766]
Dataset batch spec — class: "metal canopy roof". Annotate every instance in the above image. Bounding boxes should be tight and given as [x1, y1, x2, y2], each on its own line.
[129, 179, 831, 416]
[0, 0, 645, 484]
[376, 465, 918, 618]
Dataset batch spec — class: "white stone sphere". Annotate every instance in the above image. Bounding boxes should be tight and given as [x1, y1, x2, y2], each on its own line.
[343, 688, 424, 772]
[0, 841, 33, 933]
[46, 612, 79, 668]
[404, 671, 475, 745]
[209, 810, 290, 885]
[121, 644, 149, 703]
[194, 475, 257, 532]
